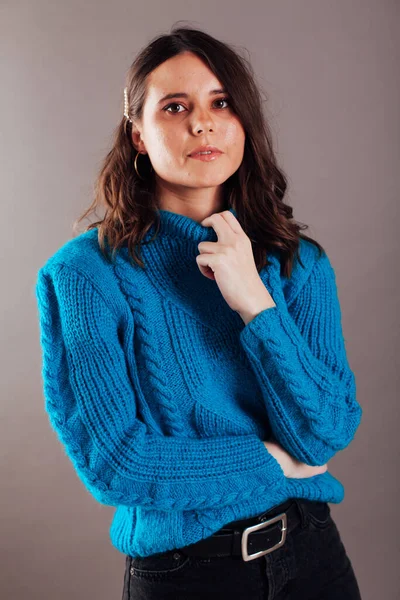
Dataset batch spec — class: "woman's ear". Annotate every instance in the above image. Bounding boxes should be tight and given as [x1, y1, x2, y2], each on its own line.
[130, 123, 146, 154]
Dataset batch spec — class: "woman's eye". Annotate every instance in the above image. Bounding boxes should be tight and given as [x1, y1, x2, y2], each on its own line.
[214, 97, 230, 109]
[163, 103, 185, 114]
[163, 97, 230, 114]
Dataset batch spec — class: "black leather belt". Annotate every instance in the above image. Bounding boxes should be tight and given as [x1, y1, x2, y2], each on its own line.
[181, 499, 301, 562]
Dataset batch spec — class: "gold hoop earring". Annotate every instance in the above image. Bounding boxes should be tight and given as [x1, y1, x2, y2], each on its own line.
[134, 150, 154, 181]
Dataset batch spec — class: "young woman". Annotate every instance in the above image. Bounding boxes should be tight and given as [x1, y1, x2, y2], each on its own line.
[35, 25, 363, 600]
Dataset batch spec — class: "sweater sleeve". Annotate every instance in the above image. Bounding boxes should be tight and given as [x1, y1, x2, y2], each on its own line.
[239, 252, 362, 466]
[35, 264, 285, 512]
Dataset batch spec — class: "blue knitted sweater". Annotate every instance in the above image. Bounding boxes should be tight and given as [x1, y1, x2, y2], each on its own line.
[35, 207, 362, 558]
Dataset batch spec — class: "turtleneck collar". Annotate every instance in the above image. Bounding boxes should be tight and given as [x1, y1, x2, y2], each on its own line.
[114, 205, 244, 329]
[143, 206, 238, 244]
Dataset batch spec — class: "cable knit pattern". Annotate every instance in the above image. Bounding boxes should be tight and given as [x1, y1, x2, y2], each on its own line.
[239, 251, 362, 466]
[35, 207, 362, 557]
[113, 259, 186, 438]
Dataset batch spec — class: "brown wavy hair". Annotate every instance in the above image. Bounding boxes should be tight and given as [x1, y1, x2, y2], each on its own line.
[73, 23, 324, 279]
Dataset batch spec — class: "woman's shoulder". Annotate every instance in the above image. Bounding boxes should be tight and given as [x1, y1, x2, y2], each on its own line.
[38, 227, 112, 279]
[296, 236, 327, 271]
[36, 227, 130, 315]
[281, 237, 329, 306]
[36, 228, 126, 312]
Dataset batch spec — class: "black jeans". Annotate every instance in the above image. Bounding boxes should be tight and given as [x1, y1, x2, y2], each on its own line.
[121, 499, 362, 599]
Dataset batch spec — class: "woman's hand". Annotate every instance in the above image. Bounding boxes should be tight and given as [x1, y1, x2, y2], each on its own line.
[197, 210, 276, 322]
[263, 440, 328, 479]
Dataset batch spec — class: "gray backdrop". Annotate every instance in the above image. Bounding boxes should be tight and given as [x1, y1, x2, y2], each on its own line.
[1, 1, 399, 598]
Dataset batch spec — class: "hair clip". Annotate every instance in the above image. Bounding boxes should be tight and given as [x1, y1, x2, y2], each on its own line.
[124, 87, 132, 122]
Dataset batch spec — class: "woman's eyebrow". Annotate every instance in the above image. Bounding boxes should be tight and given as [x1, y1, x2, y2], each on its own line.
[157, 89, 227, 105]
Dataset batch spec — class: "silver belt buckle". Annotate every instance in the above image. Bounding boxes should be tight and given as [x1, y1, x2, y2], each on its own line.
[241, 512, 287, 562]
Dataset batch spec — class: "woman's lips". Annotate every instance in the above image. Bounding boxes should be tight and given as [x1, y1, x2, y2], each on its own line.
[188, 151, 223, 161]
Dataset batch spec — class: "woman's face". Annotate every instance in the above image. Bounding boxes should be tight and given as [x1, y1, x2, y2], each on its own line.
[131, 51, 246, 191]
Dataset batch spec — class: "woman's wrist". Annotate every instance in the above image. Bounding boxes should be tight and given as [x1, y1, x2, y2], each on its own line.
[263, 440, 296, 477]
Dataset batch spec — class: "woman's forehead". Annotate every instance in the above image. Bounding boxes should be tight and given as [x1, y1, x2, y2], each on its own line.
[146, 54, 222, 101]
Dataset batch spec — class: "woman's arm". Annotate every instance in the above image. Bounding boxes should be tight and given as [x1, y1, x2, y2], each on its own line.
[239, 252, 363, 467]
[263, 440, 328, 478]
[35, 263, 286, 512]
